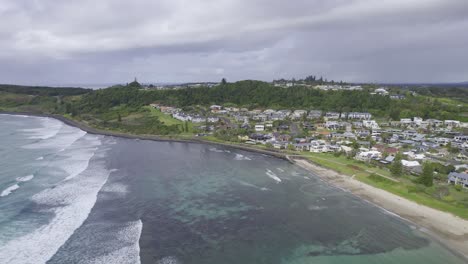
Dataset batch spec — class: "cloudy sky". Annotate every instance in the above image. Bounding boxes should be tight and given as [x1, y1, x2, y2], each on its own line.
[1, 0, 468, 86]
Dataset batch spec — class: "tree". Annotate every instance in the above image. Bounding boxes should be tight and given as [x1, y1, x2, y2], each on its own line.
[117, 113, 122, 122]
[418, 162, 434, 187]
[221, 78, 227, 85]
[184, 121, 189, 132]
[265, 142, 273, 149]
[390, 153, 403, 177]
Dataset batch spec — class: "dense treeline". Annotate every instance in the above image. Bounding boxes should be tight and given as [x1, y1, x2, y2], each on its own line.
[0, 84, 91, 96]
[75, 80, 466, 121]
[2, 81, 464, 121]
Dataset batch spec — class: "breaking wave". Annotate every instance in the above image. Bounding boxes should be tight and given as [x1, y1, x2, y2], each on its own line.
[16, 174, 34, 182]
[0, 136, 109, 264]
[0, 184, 20, 197]
[266, 169, 282, 183]
[234, 154, 252, 161]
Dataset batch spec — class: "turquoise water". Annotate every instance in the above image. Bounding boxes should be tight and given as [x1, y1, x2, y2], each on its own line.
[0, 114, 465, 264]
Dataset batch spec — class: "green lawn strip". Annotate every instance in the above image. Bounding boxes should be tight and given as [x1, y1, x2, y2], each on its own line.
[302, 152, 468, 219]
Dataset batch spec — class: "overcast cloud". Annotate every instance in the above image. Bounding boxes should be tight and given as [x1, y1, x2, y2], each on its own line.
[1, 0, 467, 86]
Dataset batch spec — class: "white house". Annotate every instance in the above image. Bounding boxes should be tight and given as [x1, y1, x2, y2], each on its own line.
[347, 112, 372, 120]
[374, 88, 389, 95]
[444, 120, 461, 127]
[402, 160, 420, 168]
[356, 150, 382, 161]
[362, 120, 380, 130]
[255, 124, 265, 132]
[292, 110, 307, 120]
[400, 118, 412, 125]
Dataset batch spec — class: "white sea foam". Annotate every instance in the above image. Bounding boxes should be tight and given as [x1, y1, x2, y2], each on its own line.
[102, 182, 129, 194]
[22, 124, 87, 151]
[208, 147, 225, 153]
[266, 169, 282, 183]
[87, 220, 143, 264]
[157, 256, 180, 264]
[308, 205, 328, 211]
[0, 141, 110, 264]
[20, 118, 63, 140]
[36, 156, 44, 160]
[0, 184, 20, 197]
[234, 154, 252, 161]
[276, 168, 285, 172]
[16, 174, 34, 182]
[238, 180, 269, 191]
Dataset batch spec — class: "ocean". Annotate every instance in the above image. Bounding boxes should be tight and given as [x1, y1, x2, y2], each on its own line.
[0, 114, 465, 264]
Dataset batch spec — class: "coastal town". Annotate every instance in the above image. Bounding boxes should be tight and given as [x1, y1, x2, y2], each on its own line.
[150, 91, 468, 190]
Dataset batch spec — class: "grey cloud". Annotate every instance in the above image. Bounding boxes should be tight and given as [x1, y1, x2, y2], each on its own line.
[0, 0, 467, 85]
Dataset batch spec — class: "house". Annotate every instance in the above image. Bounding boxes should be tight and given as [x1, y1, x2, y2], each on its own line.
[252, 114, 268, 122]
[340, 145, 353, 155]
[374, 88, 389, 95]
[272, 141, 287, 149]
[250, 133, 270, 141]
[310, 140, 329, 153]
[380, 155, 395, 165]
[292, 110, 307, 120]
[240, 123, 251, 129]
[356, 150, 382, 161]
[400, 118, 412, 126]
[448, 172, 468, 188]
[403, 151, 425, 160]
[390, 95, 405, 100]
[347, 112, 372, 120]
[362, 120, 380, 130]
[455, 152, 468, 162]
[402, 160, 420, 168]
[444, 120, 461, 128]
[427, 119, 443, 127]
[210, 105, 223, 111]
[293, 143, 312, 151]
[207, 117, 219, 123]
[255, 124, 265, 132]
[325, 121, 340, 130]
[413, 117, 423, 126]
[325, 112, 341, 120]
[307, 110, 322, 119]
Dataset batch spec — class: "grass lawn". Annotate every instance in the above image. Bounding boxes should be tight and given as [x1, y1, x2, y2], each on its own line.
[302, 152, 468, 219]
[145, 106, 194, 133]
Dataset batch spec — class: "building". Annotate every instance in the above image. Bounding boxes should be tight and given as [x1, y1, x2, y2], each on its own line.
[362, 120, 380, 130]
[255, 124, 265, 132]
[448, 172, 468, 188]
[347, 112, 372, 120]
[374, 88, 389, 95]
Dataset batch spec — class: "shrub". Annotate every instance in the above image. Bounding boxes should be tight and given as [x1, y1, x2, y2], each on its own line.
[454, 185, 463, 192]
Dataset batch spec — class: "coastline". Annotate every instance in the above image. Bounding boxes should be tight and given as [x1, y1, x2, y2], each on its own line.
[292, 158, 468, 261]
[2, 111, 467, 261]
[0, 111, 290, 160]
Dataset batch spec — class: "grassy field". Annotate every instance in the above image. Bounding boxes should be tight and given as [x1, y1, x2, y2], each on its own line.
[303, 152, 468, 219]
[145, 106, 194, 133]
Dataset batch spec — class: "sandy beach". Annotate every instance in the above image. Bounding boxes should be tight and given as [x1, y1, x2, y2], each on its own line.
[293, 158, 468, 261]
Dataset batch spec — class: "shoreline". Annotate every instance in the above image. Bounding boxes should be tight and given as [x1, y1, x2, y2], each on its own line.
[0, 111, 290, 161]
[2, 111, 468, 261]
[292, 158, 468, 261]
